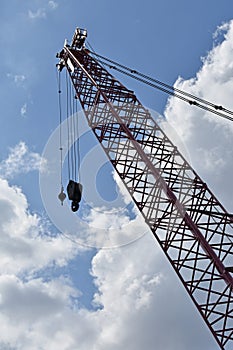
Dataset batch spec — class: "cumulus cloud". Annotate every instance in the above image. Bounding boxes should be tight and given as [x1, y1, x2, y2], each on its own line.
[6, 75, 28, 117]
[0, 275, 77, 322]
[80, 201, 148, 248]
[163, 20, 233, 211]
[0, 175, 88, 348]
[7, 73, 26, 85]
[0, 142, 47, 179]
[0, 275, 82, 349]
[89, 236, 217, 350]
[0, 19, 232, 350]
[20, 103, 27, 117]
[28, 8, 47, 20]
[0, 177, 81, 275]
[0, 171, 216, 349]
[28, 1, 58, 20]
[48, 0, 58, 10]
[0, 220, 217, 347]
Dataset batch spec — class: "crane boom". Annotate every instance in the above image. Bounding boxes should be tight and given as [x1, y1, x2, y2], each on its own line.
[57, 29, 233, 349]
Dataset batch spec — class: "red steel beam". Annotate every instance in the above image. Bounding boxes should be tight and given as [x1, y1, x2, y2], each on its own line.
[58, 40, 233, 350]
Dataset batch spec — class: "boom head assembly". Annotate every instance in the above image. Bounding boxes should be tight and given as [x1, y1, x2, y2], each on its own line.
[56, 27, 87, 71]
[71, 27, 87, 49]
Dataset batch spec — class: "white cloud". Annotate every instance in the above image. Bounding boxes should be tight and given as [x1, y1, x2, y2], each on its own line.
[163, 20, 233, 211]
[48, 0, 58, 10]
[28, 1, 58, 20]
[28, 8, 46, 20]
[20, 103, 27, 117]
[0, 176, 87, 348]
[0, 174, 86, 347]
[0, 236, 208, 350]
[0, 19, 232, 350]
[0, 177, 81, 275]
[0, 174, 216, 349]
[0, 275, 76, 322]
[7, 73, 26, 85]
[89, 236, 217, 350]
[81, 202, 148, 248]
[0, 142, 47, 179]
[0, 275, 82, 349]
[213, 21, 230, 44]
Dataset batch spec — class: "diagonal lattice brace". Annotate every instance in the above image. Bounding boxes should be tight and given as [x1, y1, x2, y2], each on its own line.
[58, 41, 233, 350]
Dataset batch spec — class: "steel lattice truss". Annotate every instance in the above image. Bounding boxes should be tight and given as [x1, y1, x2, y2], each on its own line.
[58, 41, 233, 349]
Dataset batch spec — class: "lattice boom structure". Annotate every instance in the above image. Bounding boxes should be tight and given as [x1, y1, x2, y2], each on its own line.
[57, 33, 233, 349]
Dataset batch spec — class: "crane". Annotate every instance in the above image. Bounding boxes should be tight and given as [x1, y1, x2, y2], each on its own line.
[56, 27, 233, 350]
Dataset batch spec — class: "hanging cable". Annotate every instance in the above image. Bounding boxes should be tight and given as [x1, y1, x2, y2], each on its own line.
[88, 49, 233, 122]
[68, 76, 75, 180]
[65, 70, 71, 180]
[56, 69, 66, 205]
[72, 93, 77, 181]
[65, 82, 83, 212]
[64, 67, 83, 212]
[65, 69, 82, 183]
[86, 40, 95, 54]
[65, 73, 81, 182]
[75, 95, 81, 182]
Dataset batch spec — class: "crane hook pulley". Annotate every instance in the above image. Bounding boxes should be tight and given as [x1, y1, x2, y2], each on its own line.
[58, 186, 66, 205]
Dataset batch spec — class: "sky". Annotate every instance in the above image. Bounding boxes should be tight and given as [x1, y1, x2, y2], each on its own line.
[0, 1, 233, 349]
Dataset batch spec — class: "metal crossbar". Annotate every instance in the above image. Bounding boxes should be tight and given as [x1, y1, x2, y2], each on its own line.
[59, 46, 233, 349]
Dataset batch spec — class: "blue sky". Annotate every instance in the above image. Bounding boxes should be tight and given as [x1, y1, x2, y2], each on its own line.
[0, 1, 233, 349]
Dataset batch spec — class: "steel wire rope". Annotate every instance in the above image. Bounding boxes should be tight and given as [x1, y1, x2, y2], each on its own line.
[65, 70, 71, 179]
[90, 50, 230, 112]
[86, 41, 108, 70]
[69, 79, 82, 182]
[72, 92, 77, 181]
[74, 96, 81, 182]
[56, 69, 67, 205]
[85, 46, 233, 208]
[56, 69, 64, 188]
[64, 66, 83, 184]
[66, 72, 82, 183]
[68, 76, 75, 180]
[88, 50, 233, 122]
